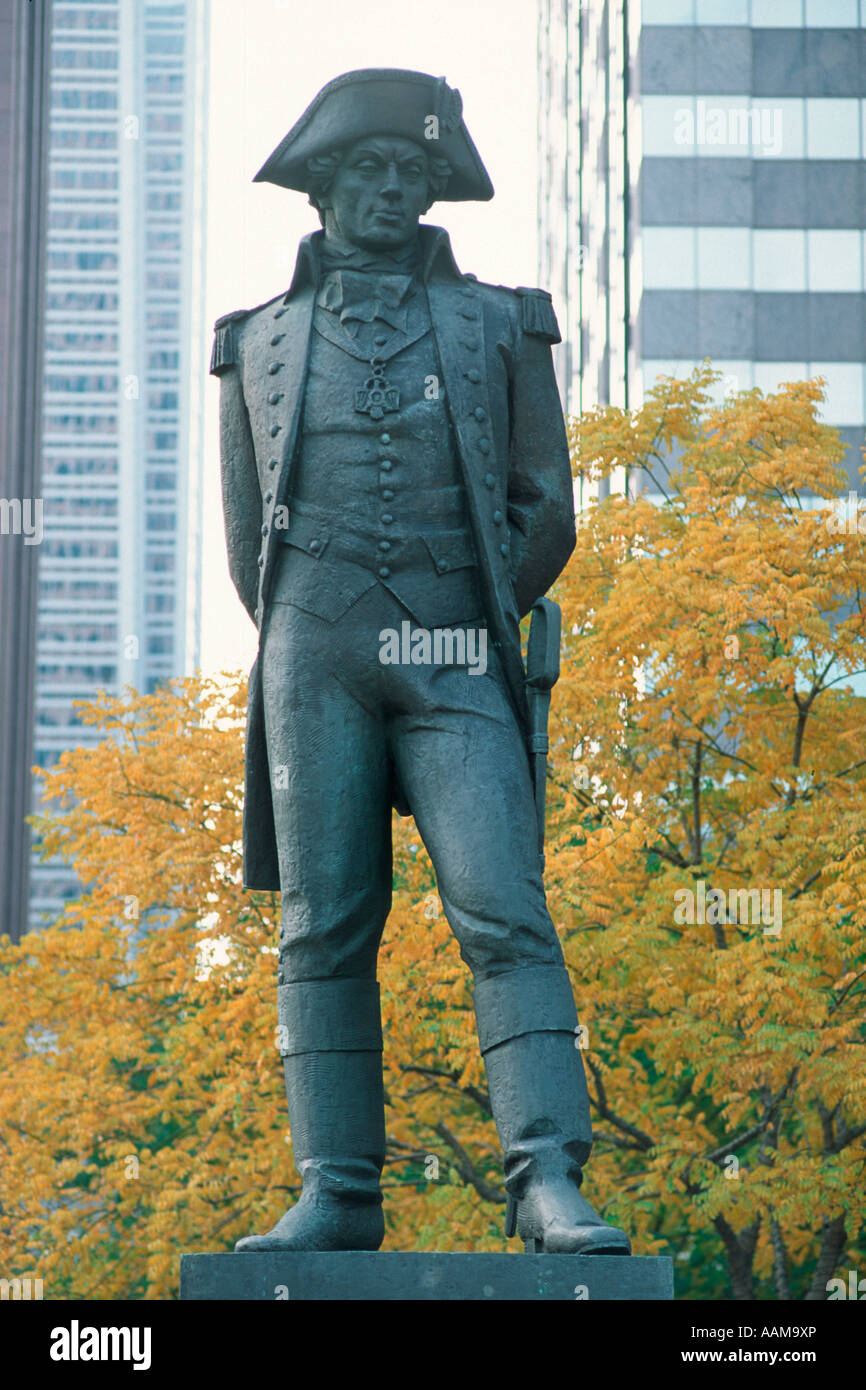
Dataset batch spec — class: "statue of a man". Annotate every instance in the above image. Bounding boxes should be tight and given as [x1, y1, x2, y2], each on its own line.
[212, 68, 630, 1257]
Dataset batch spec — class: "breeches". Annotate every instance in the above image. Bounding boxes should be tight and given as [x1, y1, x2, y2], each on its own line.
[260, 576, 564, 985]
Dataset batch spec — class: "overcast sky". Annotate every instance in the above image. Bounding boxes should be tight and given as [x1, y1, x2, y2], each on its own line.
[200, 0, 540, 675]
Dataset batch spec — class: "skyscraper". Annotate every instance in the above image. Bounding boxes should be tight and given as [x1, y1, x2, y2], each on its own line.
[538, 0, 866, 498]
[30, 0, 209, 930]
[0, 0, 53, 945]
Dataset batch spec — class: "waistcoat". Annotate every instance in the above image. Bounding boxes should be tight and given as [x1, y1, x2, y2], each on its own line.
[272, 281, 483, 628]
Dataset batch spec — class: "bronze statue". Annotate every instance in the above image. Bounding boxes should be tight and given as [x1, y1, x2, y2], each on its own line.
[212, 68, 630, 1257]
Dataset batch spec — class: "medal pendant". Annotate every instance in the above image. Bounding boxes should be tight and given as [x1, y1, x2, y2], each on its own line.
[355, 359, 400, 421]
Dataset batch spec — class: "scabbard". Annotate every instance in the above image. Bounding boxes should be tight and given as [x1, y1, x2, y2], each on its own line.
[525, 599, 562, 869]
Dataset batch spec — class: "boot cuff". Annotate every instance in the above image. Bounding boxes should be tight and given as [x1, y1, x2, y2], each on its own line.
[278, 977, 383, 1055]
[473, 965, 579, 1054]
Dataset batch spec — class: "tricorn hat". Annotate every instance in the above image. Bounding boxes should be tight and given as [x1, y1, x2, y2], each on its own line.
[254, 68, 494, 203]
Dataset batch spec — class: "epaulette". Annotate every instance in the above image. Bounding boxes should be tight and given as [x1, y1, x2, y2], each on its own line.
[515, 286, 561, 344]
[210, 308, 250, 376]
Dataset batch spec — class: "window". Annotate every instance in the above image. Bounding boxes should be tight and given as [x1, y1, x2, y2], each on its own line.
[48, 250, 119, 272]
[49, 210, 118, 231]
[753, 231, 806, 292]
[147, 350, 179, 370]
[698, 228, 751, 290]
[146, 553, 175, 572]
[807, 231, 863, 293]
[146, 151, 182, 172]
[45, 290, 118, 312]
[641, 228, 695, 290]
[52, 89, 118, 110]
[44, 331, 118, 353]
[148, 390, 178, 410]
[805, 100, 861, 160]
[146, 191, 181, 212]
[45, 373, 119, 393]
[146, 34, 184, 56]
[54, 48, 118, 70]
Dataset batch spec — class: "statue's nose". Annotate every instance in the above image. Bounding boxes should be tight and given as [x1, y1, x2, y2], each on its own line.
[380, 165, 403, 200]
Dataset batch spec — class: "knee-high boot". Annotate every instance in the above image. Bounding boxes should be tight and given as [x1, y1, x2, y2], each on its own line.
[235, 977, 386, 1252]
[473, 965, 631, 1255]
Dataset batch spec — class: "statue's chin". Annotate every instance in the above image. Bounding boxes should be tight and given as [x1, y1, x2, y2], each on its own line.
[352, 230, 417, 253]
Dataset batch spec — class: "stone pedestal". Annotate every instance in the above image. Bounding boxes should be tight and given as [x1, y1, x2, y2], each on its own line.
[180, 1251, 673, 1301]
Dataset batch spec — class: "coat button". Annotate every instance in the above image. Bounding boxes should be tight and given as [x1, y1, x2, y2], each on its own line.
[493, 510, 503, 524]
[309, 539, 322, 554]
[380, 433, 391, 445]
[268, 362, 282, 374]
[270, 334, 284, 345]
[378, 540, 391, 552]
[381, 460, 393, 472]
[437, 559, 449, 573]
[257, 555, 265, 567]
[478, 438, 491, 454]
[484, 473, 495, 489]
[261, 524, 269, 536]
[382, 489, 394, 501]
[273, 307, 286, 318]
[465, 368, 481, 383]
[381, 514, 393, 525]
[270, 424, 281, 437]
[379, 566, 391, 578]
[268, 391, 282, 405]
[459, 309, 478, 321]
[268, 458, 278, 469]
[265, 490, 273, 503]
[500, 543, 508, 556]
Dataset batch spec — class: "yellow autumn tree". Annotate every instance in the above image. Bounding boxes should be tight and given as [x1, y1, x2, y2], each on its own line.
[550, 364, 866, 1299]
[0, 366, 863, 1299]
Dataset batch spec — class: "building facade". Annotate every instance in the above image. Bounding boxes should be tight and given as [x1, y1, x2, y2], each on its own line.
[538, 0, 866, 499]
[0, 0, 53, 944]
[30, 0, 209, 929]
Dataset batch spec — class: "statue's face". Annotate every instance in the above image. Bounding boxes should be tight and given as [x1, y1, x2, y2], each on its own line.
[319, 135, 431, 251]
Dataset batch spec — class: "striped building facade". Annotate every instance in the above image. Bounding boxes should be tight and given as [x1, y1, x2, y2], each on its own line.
[538, 0, 866, 502]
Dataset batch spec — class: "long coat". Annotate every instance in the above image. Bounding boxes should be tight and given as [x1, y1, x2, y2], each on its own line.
[211, 225, 576, 890]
